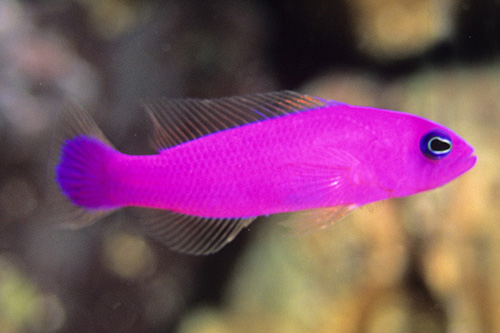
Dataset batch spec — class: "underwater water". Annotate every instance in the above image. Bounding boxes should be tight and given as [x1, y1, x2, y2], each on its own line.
[0, 0, 498, 332]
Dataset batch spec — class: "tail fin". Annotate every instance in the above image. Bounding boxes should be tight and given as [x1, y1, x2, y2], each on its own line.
[56, 135, 117, 209]
[45, 102, 118, 229]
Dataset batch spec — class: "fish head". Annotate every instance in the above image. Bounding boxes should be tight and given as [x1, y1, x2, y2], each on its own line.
[372, 114, 476, 198]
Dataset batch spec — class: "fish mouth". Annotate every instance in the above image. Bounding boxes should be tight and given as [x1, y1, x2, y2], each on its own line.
[408, 147, 477, 195]
[465, 153, 477, 172]
[467, 147, 477, 169]
[462, 146, 477, 173]
[429, 146, 477, 190]
[451, 146, 477, 179]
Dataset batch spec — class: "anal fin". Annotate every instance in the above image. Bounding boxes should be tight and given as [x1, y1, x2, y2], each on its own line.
[137, 209, 257, 255]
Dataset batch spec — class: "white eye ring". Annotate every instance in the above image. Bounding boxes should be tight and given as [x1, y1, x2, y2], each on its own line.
[428, 136, 452, 155]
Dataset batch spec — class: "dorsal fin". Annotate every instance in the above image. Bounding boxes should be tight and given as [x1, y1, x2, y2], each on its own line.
[137, 209, 257, 255]
[143, 91, 331, 150]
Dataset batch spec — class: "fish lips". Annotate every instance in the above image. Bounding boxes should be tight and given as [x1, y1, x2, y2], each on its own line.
[414, 146, 476, 193]
[460, 146, 477, 174]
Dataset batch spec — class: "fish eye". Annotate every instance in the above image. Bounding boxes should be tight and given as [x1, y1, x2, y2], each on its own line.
[420, 130, 452, 160]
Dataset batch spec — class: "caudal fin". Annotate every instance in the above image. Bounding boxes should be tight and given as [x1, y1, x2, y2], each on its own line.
[45, 102, 118, 229]
[56, 135, 117, 209]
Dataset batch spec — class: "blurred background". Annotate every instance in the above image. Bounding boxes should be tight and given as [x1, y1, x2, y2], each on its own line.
[0, 0, 498, 332]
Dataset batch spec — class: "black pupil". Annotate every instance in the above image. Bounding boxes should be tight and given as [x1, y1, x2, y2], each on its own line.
[430, 137, 450, 152]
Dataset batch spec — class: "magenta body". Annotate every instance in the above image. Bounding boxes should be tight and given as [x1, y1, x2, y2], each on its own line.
[84, 104, 476, 218]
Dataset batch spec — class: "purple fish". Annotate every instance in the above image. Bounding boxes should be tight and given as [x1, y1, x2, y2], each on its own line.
[55, 91, 476, 254]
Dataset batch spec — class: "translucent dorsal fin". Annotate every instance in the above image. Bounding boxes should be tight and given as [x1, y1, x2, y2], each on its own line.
[138, 209, 257, 255]
[143, 91, 330, 150]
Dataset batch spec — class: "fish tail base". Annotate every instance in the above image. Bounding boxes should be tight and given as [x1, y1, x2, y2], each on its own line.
[56, 135, 117, 210]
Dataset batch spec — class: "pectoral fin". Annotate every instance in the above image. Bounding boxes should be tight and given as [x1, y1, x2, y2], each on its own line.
[274, 146, 362, 233]
[279, 146, 363, 207]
